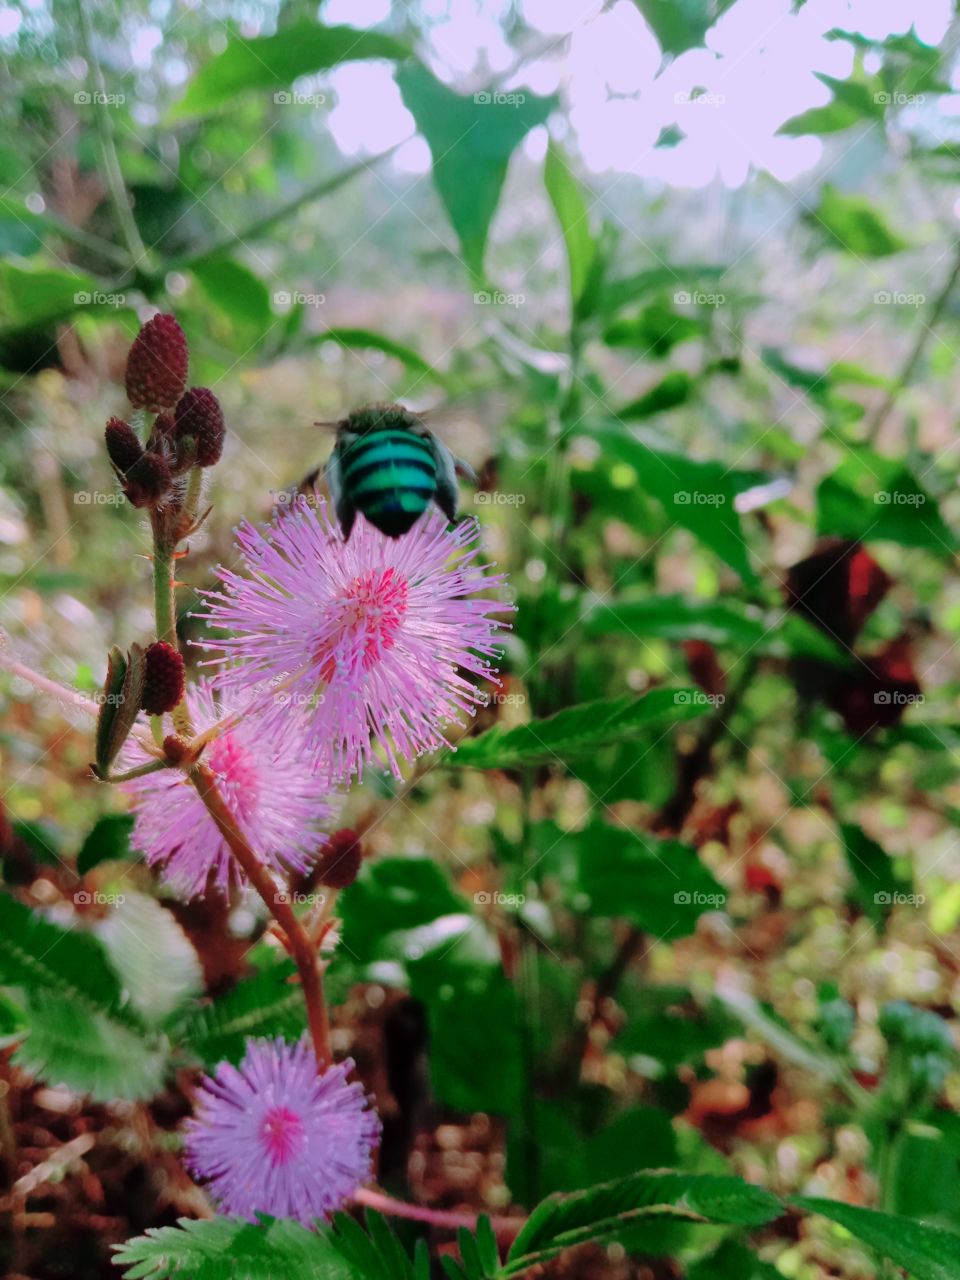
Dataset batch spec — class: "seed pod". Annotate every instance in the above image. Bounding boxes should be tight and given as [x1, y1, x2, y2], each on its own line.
[141, 641, 186, 716]
[316, 828, 363, 889]
[125, 313, 189, 412]
[174, 387, 225, 468]
[105, 417, 143, 474]
[123, 451, 172, 508]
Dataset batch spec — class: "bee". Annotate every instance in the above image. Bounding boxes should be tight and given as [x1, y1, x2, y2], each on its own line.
[317, 402, 477, 540]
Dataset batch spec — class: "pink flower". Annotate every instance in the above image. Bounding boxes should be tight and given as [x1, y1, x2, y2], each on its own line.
[123, 681, 335, 899]
[197, 498, 510, 780]
[185, 1037, 380, 1224]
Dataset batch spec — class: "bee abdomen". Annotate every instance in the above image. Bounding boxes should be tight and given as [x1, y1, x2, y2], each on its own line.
[342, 429, 438, 537]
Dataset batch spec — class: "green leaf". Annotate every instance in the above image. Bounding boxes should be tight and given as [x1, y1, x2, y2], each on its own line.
[9, 820, 61, 866]
[603, 300, 705, 357]
[841, 823, 912, 926]
[811, 185, 907, 257]
[816, 446, 956, 553]
[0, 891, 124, 1014]
[616, 984, 737, 1069]
[619, 370, 695, 419]
[94, 646, 128, 778]
[544, 142, 595, 307]
[687, 1240, 783, 1280]
[99, 892, 202, 1024]
[191, 258, 274, 340]
[115, 1215, 357, 1280]
[584, 594, 768, 647]
[14, 989, 169, 1102]
[576, 823, 726, 937]
[396, 64, 556, 279]
[505, 1171, 782, 1275]
[594, 426, 767, 583]
[715, 986, 849, 1084]
[174, 23, 409, 117]
[330, 1211, 424, 1280]
[793, 1198, 960, 1280]
[175, 960, 306, 1066]
[308, 327, 443, 383]
[446, 689, 709, 770]
[340, 857, 468, 965]
[632, 0, 736, 56]
[0, 261, 96, 332]
[76, 813, 135, 875]
[778, 72, 884, 137]
[104, 643, 147, 772]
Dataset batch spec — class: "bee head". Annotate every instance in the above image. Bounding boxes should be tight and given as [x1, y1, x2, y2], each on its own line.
[343, 403, 422, 435]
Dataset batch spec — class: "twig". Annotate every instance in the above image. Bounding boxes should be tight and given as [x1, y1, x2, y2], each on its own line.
[354, 1186, 525, 1235]
[190, 763, 332, 1069]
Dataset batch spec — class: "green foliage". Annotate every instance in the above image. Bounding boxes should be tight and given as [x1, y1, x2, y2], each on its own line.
[395, 64, 556, 278]
[173, 24, 409, 117]
[840, 822, 912, 925]
[544, 142, 595, 308]
[812, 185, 908, 257]
[76, 812, 135, 875]
[631, 0, 736, 56]
[817, 447, 955, 552]
[174, 959, 307, 1066]
[794, 1198, 960, 1280]
[447, 690, 709, 769]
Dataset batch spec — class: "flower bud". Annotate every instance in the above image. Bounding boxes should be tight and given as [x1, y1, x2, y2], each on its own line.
[125, 313, 189, 412]
[316, 828, 363, 889]
[174, 387, 225, 468]
[123, 451, 172, 508]
[141, 641, 186, 716]
[105, 417, 143, 474]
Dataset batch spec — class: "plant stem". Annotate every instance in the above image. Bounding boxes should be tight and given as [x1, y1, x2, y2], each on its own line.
[151, 515, 193, 737]
[865, 243, 960, 444]
[190, 763, 332, 1068]
[353, 1186, 525, 1235]
[72, 0, 148, 267]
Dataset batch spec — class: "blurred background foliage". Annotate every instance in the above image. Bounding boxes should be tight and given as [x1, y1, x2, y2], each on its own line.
[4, 0, 960, 1277]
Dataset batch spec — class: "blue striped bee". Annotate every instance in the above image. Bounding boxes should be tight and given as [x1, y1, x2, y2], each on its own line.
[320, 403, 477, 540]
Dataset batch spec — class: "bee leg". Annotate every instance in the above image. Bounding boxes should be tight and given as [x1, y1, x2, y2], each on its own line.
[432, 438, 471, 522]
[324, 450, 357, 539]
[453, 454, 478, 484]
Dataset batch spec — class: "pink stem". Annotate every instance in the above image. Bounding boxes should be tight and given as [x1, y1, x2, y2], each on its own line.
[353, 1186, 525, 1235]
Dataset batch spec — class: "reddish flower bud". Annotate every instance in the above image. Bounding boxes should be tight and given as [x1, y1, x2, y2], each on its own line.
[123, 451, 172, 508]
[141, 642, 186, 716]
[125, 313, 189, 412]
[174, 387, 225, 468]
[105, 417, 143, 474]
[316, 828, 363, 889]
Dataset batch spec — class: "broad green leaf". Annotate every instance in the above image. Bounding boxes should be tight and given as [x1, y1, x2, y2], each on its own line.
[584, 594, 768, 647]
[576, 823, 726, 937]
[504, 1171, 782, 1275]
[0, 261, 96, 331]
[446, 689, 709, 770]
[811, 185, 907, 257]
[841, 822, 912, 926]
[396, 64, 556, 278]
[191, 258, 274, 339]
[175, 960, 306, 1067]
[9, 820, 61, 866]
[593, 426, 767, 583]
[174, 23, 409, 117]
[309, 327, 443, 383]
[99, 892, 202, 1024]
[603, 300, 705, 357]
[0, 891, 124, 1014]
[687, 1240, 783, 1280]
[778, 71, 884, 136]
[794, 1198, 960, 1280]
[616, 984, 737, 1068]
[816, 446, 956, 554]
[632, 0, 736, 56]
[340, 857, 467, 965]
[14, 989, 168, 1102]
[619, 370, 695, 418]
[544, 141, 595, 306]
[76, 812, 135, 875]
[601, 264, 726, 316]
